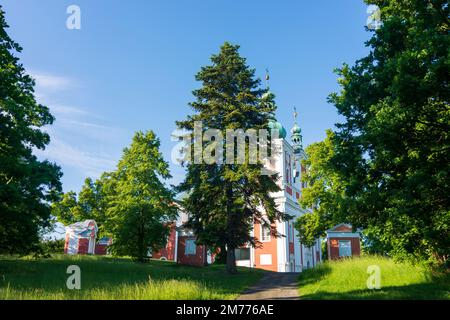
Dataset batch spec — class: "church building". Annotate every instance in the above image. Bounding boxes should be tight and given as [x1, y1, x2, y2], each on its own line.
[153, 97, 323, 272]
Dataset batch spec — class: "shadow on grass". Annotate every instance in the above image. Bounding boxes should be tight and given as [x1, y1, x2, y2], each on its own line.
[298, 263, 449, 300]
[298, 264, 332, 287]
[300, 281, 450, 300]
[0, 255, 264, 299]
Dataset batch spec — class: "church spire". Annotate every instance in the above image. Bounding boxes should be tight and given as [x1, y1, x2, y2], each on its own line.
[291, 106, 303, 154]
[293, 106, 298, 125]
[261, 69, 287, 139]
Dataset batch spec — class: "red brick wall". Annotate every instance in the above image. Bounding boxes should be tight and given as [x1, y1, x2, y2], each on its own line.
[152, 223, 177, 261]
[78, 238, 89, 254]
[328, 237, 360, 260]
[95, 244, 108, 255]
[177, 236, 206, 266]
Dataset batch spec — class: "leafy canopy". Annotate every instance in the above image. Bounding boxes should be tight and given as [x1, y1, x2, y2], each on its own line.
[0, 6, 62, 254]
[104, 131, 177, 262]
[296, 0, 449, 265]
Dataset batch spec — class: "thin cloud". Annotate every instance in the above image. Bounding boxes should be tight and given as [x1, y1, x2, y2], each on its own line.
[29, 71, 123, 181]
[36, 137, 117, 178]
[31, 72, 76, 91]
[54, 118, 126, 142]
[50, 104, 92, 117]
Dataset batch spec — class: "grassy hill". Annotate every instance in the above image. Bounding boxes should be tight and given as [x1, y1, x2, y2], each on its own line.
[298, 255, 449, 299]
[0, 255, 263, 300]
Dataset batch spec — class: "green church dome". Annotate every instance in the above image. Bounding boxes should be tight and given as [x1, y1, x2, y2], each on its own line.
[291, 123, 302, 135]
[268, 119, 287, 139]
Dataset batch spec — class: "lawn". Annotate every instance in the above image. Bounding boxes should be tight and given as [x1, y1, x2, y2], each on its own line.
[0, 255, 263, 300]
[298, 255, 449, 299]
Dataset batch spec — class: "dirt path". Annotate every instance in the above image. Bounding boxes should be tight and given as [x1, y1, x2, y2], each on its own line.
[236, 272, 300, 300]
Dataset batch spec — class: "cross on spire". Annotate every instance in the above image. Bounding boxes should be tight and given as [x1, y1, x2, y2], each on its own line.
[293, 106, 298, 124]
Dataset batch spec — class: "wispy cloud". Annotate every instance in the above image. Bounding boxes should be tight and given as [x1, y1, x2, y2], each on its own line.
[50, 104, 92, 117]
[31, 72, 76, 91]
[31, 71, 125, 182]
[36, 138, 116, 178]
[57, 119, 125, 143]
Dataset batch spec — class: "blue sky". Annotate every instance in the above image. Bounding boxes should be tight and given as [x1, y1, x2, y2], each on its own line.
[3, 0, 371, 192]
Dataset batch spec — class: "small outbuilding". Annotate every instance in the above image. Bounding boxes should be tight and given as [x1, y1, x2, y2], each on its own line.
[175, 225, 212, 266]
[95, 237, 112, 255]
[326, 223, 361, 260]
[64, 220, 98, 255]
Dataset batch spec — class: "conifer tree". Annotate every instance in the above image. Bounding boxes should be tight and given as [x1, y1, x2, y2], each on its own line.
[177, 43, 285, 273]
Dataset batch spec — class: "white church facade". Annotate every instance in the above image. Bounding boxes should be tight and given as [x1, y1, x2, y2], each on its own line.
[154, 106, 323, 272]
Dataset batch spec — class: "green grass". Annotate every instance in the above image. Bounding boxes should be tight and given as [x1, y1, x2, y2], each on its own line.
[0, 255, 263, 300]
[298, 255, 449, 299]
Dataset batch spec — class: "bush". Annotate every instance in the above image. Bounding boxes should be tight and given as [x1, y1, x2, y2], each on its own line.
[39, 238, 65, 256]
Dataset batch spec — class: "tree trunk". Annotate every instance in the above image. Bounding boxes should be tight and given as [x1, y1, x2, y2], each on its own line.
[226, 245, 237, 274]
[137, 211, 145, 262]
[225, 182, 237, 274]
[215, 245, 227, 264]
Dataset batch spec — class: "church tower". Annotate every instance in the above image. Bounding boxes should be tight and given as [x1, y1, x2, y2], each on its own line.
[291, 107, 303, 154]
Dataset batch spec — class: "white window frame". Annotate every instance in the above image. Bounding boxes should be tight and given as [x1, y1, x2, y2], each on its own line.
[260, 224, 271, 242]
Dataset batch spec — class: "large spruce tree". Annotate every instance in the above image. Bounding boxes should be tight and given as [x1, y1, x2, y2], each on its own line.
[297, 0, 449, 265]
[0, 7, 62, 254]
[177, 43, 285, 273]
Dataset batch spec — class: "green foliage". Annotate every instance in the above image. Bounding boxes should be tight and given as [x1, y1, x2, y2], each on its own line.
[298, 0, 449, 266]
[52, 176, 111, 237]
[176, 43, 285, 273]
[294, 213, 322, 248]
[0, 6, 62, 254]
[106, 131, 177, 262]
[39, 238, 65, 255]
[295, 130, 347, 246]
[51, 191, 83, 225]
[52, 131, 176, 262]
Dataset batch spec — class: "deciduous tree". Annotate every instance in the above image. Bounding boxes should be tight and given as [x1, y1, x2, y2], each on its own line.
[106, 131, 177, 262]
[0, 7, 62, 254]
[298, 0, 449, 265]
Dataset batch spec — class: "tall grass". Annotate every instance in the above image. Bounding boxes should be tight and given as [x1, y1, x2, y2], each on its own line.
[0, 255, 263, 300]
[298, 255, 449, 299]
[1, 279, 227, 300]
